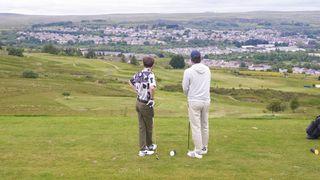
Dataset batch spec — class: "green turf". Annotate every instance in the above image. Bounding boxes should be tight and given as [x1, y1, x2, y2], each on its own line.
[1, 52, 320, 179]
[1, 116, 320, 179]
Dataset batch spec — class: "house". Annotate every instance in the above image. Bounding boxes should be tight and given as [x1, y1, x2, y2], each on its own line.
[248, 64, 272, 71]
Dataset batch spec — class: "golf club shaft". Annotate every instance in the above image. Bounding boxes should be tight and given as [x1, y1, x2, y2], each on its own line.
[188, 121, 190, 150]
[153, 118, 159, 159]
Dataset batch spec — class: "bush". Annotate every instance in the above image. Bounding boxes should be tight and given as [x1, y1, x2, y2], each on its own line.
[85, 49, 96, 59]
[130, 56, 139, 65]
[290, 98, 300, 112]
[7, 47, 24, 57]
[169, 55, 185, 69]
[62, 92, 71, 99]
[42, 44, 60, 54]
[22, 70, 38, 78]
[266, 100, 286, 113]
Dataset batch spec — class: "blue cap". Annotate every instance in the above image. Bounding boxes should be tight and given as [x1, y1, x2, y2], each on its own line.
[190, 50, 201, 60]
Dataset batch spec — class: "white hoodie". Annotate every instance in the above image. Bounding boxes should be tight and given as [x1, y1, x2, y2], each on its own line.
[182, 63, 211, 103]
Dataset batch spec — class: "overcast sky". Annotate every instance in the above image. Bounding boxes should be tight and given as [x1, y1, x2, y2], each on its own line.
[0, 0, 320, 15]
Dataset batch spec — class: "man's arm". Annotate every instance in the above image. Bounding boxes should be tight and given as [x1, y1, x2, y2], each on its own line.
[182, 70, 190, 96]
[149, 85, 156, 99]
[128, 75, 137, 92]
[128, 80, 136, 91]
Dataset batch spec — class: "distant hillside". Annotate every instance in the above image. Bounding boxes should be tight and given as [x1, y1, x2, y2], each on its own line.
[1, 11, 320, 29]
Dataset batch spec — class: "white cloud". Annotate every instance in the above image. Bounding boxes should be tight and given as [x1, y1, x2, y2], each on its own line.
[0, 0, 319, 15]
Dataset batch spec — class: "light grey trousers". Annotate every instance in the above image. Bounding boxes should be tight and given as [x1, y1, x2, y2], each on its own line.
[188, 101, 210, 151]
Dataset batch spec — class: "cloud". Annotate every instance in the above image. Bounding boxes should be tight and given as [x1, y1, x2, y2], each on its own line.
[0, 0, 319, 15]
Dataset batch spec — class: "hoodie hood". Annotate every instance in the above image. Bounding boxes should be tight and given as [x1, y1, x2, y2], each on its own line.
[191, 63, 207, 74]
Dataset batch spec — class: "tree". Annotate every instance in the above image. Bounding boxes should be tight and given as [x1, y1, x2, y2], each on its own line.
[290, 98, 300, 112]
[240, 62, 247, 69]
[143, 41, 150, 45]
[266, 100, 286, 114]
[85, 49, 96, 59]
[7, 47, 24, 57]
[170, 55, 185, 69]
[118, 53, 126, 63]
[0, 41, 3, 49]
[318, 76, 320, 81]
[130, 56, 139, 65]
[42, 44, 59, 54]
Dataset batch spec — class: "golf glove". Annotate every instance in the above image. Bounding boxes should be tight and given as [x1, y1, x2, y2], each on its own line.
[146, 99, 155, 108]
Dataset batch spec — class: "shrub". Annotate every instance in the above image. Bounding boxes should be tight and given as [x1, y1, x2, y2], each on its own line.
[266, 100, 286, 113]
[130, 56, 139, 65]
[22, 70, 38, 78]
[62, 92, 71, 96]
[290, 98, 300, 112]
[169, 55, 185, 69]
[85, 49, 96, 59]
[7, 47, 24, 57]
[62, 92, 71, 99]
[42, 44, 60, 54]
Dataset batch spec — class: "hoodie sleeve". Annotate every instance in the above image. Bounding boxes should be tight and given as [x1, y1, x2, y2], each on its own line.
[182, 69, 190, 96]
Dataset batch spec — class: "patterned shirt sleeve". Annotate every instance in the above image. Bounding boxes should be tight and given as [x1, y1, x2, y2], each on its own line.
[149, 73, 156, 87]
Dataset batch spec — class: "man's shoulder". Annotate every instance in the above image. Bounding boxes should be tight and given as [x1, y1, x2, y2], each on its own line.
[184, 67, 192, 73]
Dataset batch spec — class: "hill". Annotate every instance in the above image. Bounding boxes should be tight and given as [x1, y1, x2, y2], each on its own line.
[1, 52, 320, 179]
[1, 11, 320, 29]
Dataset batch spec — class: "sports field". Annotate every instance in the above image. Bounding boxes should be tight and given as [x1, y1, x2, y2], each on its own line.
[1, 53, 320, 179]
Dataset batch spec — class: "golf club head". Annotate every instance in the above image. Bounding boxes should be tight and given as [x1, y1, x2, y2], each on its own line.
[310, 148, 319, 155]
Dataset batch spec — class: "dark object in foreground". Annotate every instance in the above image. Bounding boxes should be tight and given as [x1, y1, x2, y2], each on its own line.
[306, 115, 320, 139]
[310, 148, 319, 155]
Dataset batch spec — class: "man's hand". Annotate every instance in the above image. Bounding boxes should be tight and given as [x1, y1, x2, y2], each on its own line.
[146, 99, 155, 108]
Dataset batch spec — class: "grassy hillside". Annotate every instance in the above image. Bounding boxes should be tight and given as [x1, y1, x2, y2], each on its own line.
[1, 52, 320, 179]
[0, 52, 319, 117]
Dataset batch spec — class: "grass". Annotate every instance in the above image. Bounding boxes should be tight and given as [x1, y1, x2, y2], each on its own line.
[1, 52, 320, 179]
[1, 116, 320, 179]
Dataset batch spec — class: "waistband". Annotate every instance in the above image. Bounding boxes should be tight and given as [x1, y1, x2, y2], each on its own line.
[137, 98, 148, 104]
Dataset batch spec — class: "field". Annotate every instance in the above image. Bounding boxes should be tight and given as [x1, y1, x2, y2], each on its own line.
[1, 52, 320, 179]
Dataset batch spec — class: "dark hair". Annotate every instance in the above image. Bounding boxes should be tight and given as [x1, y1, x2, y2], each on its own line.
[191, 57, 201, 63]
[143, 57, 155, 68]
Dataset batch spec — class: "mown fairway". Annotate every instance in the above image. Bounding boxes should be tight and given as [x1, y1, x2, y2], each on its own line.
[1, 52, 320, 179]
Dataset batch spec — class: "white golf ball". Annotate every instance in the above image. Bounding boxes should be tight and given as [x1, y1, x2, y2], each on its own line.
[169, 150, 176, 156]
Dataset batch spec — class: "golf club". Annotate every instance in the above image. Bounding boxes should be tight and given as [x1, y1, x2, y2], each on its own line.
[187, 121, 190, 151]
[153, 118, 160, 160]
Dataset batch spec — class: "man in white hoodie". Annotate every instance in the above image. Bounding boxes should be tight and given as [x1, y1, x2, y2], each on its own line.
[182, 50, 211, 159]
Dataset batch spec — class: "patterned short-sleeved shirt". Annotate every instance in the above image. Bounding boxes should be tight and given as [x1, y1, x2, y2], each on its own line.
[130, 68, 156, 102]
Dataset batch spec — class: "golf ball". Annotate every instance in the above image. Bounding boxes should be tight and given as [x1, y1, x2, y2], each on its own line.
[169, 149, 176, 156]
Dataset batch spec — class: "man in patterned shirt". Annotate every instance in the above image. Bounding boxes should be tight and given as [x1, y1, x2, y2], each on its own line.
[129, 57, 157, 157]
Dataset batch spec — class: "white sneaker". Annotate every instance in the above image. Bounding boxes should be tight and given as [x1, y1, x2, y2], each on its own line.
[138, 149, 154, 157]
[138, 150, 147, 157]
[187, 150, 203, 159]
[200, 146, 208, 155]
[148, 144, 157, 151]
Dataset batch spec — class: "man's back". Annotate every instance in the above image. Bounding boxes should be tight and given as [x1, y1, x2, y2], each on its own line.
[182, 63, 211, 103]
